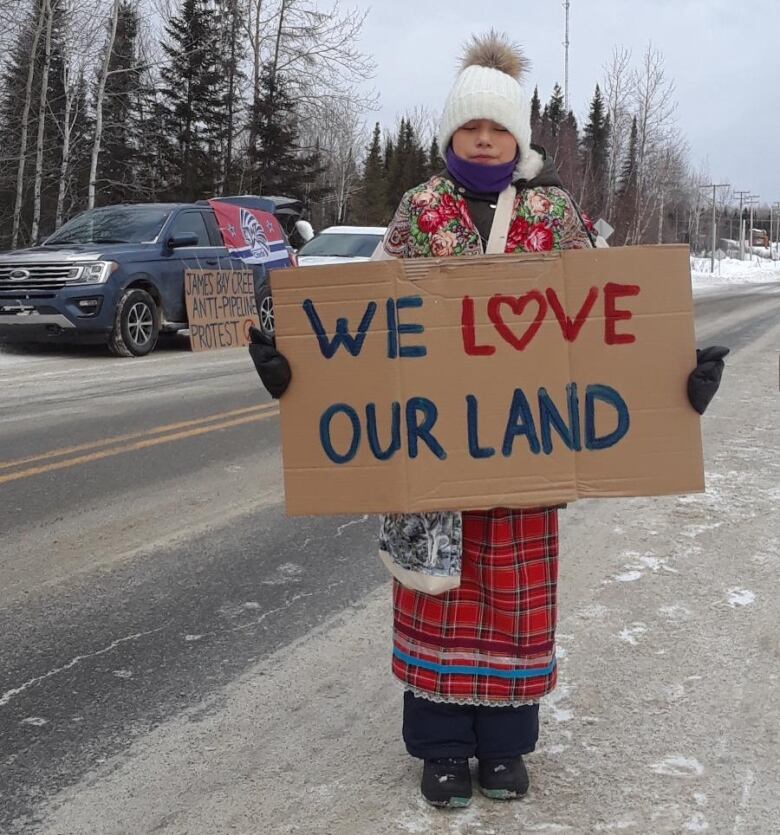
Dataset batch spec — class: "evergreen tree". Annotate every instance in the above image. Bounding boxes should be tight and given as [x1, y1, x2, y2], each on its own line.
[213, 0, 243, 194]
[537, 104, 552, 155]
[355, 122, 386, 225]
[249, 67, 325, 199]
[530, 85, 541, 141]
[96, 2, 143, 204]
[159, 0, 224, 200]
[387, 120, 426, 209]
[556, 111, 581, 193]
[580, 84, 611, 218]
[0, 0, 70, 245]
[427, 136, 441, 177]
[547, 84, 565, 137]
[616, 116, 638, 243]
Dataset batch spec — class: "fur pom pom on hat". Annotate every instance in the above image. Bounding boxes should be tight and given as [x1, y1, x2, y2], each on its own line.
[439, 30, 543, 182]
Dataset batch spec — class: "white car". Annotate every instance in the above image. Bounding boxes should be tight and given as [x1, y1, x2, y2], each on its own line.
[296, 226, 387, 266]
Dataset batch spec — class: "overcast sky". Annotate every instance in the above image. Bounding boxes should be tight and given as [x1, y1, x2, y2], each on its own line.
[350, 0, 778, 205]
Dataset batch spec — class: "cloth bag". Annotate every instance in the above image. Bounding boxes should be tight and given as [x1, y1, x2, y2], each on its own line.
[377, 185, 517, 594]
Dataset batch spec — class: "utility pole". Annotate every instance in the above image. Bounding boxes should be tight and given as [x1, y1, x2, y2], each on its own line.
[732, 189, 750, 260]
[563, 0, 570, 111]
[746, 195, 759, 261]
[699, 183, 729, 274]
[772, 202, 780, 261]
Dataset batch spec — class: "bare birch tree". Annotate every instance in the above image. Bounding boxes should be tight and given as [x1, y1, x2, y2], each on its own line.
[88, 0, 120, 209]
[628, 44, 678, 244]
[12, 0, 47, 248]
[30, 0, 53, 243]
[602, 46, 632, 222]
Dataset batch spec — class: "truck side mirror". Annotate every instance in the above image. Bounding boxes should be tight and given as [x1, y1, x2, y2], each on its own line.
[294, 220, 315, 244]
[167, 233, 199, 250]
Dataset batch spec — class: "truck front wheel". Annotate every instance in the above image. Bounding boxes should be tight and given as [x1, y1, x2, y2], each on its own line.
[109, 289, 160, 357]
[257, 284, 275, 339]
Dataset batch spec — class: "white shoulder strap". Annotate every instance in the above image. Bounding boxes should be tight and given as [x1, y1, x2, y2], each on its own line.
[485, 185, 517, 255]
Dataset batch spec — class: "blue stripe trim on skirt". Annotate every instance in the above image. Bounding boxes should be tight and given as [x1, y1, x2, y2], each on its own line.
[393, 647, 557, 679]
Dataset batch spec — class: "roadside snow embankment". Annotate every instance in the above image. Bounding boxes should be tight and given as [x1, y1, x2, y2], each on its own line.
[691, 255, 780, 291]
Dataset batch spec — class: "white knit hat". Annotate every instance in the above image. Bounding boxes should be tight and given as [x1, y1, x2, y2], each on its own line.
[439, 31, 544, 182]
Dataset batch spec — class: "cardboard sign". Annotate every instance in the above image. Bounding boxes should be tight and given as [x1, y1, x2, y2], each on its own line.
[184, 269, 259, 352]
[272, 245, 704, 516]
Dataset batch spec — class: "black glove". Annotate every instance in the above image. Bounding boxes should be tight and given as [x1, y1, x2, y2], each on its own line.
[248, 326, 291, 399]
[687, 345, 729, 415]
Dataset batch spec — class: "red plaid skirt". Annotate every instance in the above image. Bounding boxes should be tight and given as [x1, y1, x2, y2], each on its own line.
[392, 508, 559, 706]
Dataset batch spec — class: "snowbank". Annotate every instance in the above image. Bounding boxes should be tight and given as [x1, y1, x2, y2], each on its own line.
[691, 255, 780, 290]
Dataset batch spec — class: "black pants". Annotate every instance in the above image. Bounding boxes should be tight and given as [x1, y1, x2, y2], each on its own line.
[402, 691, 540, 760]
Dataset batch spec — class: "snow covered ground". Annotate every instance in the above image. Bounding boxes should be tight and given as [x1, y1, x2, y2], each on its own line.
[690, 255, 780, 291]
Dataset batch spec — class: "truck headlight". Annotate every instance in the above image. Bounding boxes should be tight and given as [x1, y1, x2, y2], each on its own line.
[74, 261, 118, 284]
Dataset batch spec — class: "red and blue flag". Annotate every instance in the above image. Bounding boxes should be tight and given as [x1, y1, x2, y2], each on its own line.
[208, 200, 292, 268]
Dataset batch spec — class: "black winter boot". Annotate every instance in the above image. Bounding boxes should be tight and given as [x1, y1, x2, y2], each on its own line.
[420, 757, 472, 808]
[477, 756, 529, 800]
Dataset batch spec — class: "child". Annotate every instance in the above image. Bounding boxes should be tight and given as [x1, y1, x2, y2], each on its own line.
[249, 30, 727, 810]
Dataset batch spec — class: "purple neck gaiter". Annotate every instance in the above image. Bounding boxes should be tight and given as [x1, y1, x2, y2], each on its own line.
[446, 145, 518, 194]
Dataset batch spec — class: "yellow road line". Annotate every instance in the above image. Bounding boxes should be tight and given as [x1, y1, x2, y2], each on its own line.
[0, 408, 279, 486]
[0, 403, 277, 471]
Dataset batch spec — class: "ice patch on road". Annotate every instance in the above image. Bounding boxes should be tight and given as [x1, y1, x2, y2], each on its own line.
[606, 551, 676, 584]
[545, 682, 574, 723]
[727, 588, 755, 608]
[577, 603, 609, 620]
[664, 683, 686, 702]
[659, 604, 692, 622]
[684, 813, 709, 831]
[260, 562, 304, 586]
[618, 623, 647, 646]
[0, 626, 165, 708]
[613, 570, 642, 582]
[650, 756, 704, 777]
[396, 804, 498, 834]
[335, 515, 369, 537]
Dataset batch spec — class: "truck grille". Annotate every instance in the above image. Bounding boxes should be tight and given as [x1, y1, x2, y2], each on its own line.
[0, 264, 78, 290]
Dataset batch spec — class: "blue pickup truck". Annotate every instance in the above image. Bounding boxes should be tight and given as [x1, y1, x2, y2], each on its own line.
[0, 195, 303, 356]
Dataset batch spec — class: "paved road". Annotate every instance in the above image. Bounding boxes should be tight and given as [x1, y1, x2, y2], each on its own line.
[0, 283, 778, 834]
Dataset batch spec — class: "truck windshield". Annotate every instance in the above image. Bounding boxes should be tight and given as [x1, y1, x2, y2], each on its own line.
[297, 232, 384, 258]
[45, 207, 172, 245]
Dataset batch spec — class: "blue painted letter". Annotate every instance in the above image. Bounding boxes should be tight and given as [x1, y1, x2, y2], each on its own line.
[502, 388, 541, 456]
[320, 403, 361, 464]
[303, 298, 377, 358]
[466, 395, 495, 458]
[395, 296, 427, 358]
[366, 402, 401, 460]
[406, 397, 447, 460]
[538, 385, 581, 454]
[585, 384, 630, 450]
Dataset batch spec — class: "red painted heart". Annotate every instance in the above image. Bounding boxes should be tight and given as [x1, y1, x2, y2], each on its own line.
[487, 290, 548, 351]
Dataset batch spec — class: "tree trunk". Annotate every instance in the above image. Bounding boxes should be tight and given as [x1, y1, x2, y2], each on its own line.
[55, 68, 74, 230]
[89, 0, 120, 210]
[222, 0, 238, 194]
[31, 0, 54, 244]
[12, 1, 47, 249]
[246, 0, 264, 191]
